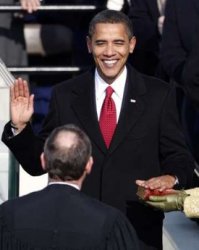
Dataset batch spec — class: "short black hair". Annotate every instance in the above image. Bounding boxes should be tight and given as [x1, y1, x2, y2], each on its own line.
[88, 9, 134, 39]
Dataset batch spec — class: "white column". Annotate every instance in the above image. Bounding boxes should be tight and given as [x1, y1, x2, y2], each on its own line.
[0, 87, 10, 204]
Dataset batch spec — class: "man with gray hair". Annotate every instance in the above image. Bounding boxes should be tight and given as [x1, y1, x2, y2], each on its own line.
[0, 124, 139, 249]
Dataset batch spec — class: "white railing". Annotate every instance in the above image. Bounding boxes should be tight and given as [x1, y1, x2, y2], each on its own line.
[0, 5, 97, 12]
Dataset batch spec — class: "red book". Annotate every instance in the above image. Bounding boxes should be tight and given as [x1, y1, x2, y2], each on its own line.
[137, 186, 178, 200]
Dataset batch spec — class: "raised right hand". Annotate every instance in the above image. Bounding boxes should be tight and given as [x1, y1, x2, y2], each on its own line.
[10, 78, 34, 132]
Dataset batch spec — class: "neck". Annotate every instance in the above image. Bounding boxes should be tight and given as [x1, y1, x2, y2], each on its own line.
[48, 178, 83, 189]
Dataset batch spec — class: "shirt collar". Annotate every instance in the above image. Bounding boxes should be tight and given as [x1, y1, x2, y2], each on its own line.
[95, 66, 127, 100]
[48, 181, 80, 190]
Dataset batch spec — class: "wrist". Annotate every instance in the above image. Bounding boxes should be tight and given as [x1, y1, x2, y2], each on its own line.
[10, 122, 18, 130]
[167, 174, 179, 186]
[10, 121, 27, 133]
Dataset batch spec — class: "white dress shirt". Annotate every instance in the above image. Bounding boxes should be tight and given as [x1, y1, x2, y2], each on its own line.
[157, 0, 166, 15]
[95, 66, 127, 123]
[157, 0, 167, 34]
[49, 181, 80, 190]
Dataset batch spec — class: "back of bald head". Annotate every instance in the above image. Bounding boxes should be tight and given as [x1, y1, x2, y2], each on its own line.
[43, 124, 92, 181]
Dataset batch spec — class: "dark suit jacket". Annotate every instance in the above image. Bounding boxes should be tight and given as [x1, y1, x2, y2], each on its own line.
[160, 0, 199, 166]
[161, 0, 199, 83]
[2, 65, 194, 249]
[0, 184, 139, 249]
[182, 32, 199, 109]
[128, 0, 160, 75]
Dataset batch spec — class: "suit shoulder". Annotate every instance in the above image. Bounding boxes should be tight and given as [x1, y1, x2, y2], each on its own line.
[128, 64, 171, 90]
[0, 189, 42, 208]
[143, 74, 172, 90]
[53, 70, 94, 92]
[144, 76, 176, 104]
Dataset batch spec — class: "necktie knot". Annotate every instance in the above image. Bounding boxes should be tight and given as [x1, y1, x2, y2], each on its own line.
[106, 86, 114, 98]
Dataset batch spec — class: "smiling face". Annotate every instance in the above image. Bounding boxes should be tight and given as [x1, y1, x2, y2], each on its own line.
[87, 22, 136, 84]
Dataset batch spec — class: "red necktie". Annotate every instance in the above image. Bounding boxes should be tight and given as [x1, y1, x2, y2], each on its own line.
[99, 86, 116, 148]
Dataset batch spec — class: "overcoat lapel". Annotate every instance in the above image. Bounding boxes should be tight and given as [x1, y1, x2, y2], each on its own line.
[109, 66, 147, 154]
[71, 71, 107, 153]
[71, 67, 147, 154]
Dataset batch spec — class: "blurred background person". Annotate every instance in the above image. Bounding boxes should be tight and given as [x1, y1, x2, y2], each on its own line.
[128, 0, 167, 76]
[160, 0, 199, 184]
[0, 0, 40, 71]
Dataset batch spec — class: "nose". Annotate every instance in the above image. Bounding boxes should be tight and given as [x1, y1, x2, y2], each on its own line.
[104, 44, 116, 56]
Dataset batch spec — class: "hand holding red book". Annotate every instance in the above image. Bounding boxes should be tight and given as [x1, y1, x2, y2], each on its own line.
[137, 186, 189, 212]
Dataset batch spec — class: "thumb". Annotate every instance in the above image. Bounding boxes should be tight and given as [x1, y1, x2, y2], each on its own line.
[148, 195, 167, 202]
[136, 180, 145, 186]
[146, 201, 166, 210]
[28, 94, 34, 111]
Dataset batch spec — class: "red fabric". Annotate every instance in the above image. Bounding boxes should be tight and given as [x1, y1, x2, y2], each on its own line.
[99, 86, 116, 148]
[137, 186, 178, 200]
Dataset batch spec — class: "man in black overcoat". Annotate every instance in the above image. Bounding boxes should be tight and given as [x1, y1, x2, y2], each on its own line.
[2, 10, 195, 250]
[128, 0, 164, 76]
[160, 0, 199, 168]
[0, 124, 139, 249]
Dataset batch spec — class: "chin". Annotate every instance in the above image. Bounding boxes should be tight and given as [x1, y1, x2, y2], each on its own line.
[101, 75, 115, 83]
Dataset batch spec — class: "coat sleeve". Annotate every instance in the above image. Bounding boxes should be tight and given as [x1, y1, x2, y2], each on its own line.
[1, 121, 45, 176]
[159, 84, 195, 188]
[181, 30, 199, 109]
[1, 87, 60, 176]
[106, 212, 140, 250]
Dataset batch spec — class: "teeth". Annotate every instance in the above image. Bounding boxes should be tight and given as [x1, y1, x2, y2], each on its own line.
[103, 60, 117, 68]
[104, 60, 117, 64]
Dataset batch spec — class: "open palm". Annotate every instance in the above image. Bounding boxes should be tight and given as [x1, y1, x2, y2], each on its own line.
[10, 78, 34, 130]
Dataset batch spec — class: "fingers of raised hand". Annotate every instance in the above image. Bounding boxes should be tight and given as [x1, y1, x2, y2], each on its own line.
[12, 78, 29, 99]
[21, 0, 40, 13]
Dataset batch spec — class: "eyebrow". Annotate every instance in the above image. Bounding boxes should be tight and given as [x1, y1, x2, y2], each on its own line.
[95, 39, 126, 43]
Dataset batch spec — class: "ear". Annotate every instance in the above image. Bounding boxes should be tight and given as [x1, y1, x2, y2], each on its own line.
[129, 36, 136, 54]
[40, 152, 46, 171]
[85, 156, 93, 175]
[86, 36, 92, 54]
